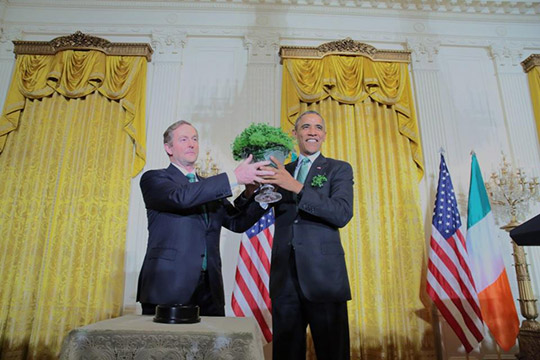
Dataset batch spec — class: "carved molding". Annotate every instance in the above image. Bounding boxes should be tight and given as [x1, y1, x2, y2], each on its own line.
[13, 31, 153, 61]
[0, 27, 22, 44]
[244, 31, 280, 64]
[522, 54, 540, 73]
[8, 24, 540, 52]
[279, 38, 410, 64]
[5, 0, 540, 16]
[0, 27, 22, 58]
[489, 42, 524, 70]
[150, 30, 187, 55]
[407, 37, 441, 70]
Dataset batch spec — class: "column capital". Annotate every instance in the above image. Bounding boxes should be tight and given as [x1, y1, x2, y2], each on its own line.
[150, 29, 187, 62]
[0, 26, 22, 59]
[244, 31, 280, 65]
[407, 37, 441, 71]
[489, 42, 524, 74]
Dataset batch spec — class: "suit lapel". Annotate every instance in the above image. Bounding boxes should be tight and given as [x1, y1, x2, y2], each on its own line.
[197, 173, 211, 228]
[305, 154, 328, 187]
[167, 164, 210, 228]
[286, 160, 297, 177]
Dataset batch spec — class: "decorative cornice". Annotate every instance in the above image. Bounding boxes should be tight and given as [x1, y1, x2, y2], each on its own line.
[279, 38, 410, 64]
[5, 0, 540, 16]
[13, 31, 153, 61]
[6, 26, 540, 54]
[522, 54, 540, 73]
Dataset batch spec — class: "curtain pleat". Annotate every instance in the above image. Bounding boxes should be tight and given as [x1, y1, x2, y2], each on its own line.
[281, 57, 434, 359]
[0, 50, 146, 359]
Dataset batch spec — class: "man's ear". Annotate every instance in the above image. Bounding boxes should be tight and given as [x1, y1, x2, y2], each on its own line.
[164, 143, 173, 156]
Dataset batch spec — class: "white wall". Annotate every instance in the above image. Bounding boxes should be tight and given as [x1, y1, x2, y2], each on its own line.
[1, 1, 540, 359]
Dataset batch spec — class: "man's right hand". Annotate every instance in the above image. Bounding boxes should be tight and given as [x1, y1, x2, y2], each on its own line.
[234, 154, 274, 185]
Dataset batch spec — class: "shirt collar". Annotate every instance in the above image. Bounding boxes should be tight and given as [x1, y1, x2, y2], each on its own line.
[298, 151, 320, 165]
[171, 162, 196, 177]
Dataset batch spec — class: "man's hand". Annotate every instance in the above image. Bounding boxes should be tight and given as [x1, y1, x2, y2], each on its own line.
[260, 156, 304, 194]
[234, 154, 274, 185]
[244, 183, 259, 198]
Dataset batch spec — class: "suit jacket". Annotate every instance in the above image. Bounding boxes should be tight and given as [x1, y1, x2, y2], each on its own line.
[136, 164, 265, 306]
[270, 154, 354, 302]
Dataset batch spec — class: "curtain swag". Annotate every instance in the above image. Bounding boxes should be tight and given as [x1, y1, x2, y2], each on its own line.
[282, 56, 423, 178]
[0, 50, 147, 176]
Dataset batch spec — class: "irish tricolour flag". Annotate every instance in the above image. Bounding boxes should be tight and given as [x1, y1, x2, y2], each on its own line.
[465, 153, 519, 351]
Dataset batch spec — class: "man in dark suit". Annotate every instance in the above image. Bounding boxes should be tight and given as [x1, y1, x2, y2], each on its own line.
[137, 120, 271, 316]
[261, 111, 354, 360]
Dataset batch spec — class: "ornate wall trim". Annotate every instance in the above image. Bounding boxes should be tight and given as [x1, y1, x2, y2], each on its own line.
[5, 0, 540, 16]
[522, 54, 540, 73]
[279, 38, 410, 64]
[244, 31, 280, 65]
[13, 31, 153, 61]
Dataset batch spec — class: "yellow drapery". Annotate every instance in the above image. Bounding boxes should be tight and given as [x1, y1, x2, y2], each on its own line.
[0, 50, 147, 358]
[281, 56, 434, 359]
[526, 66, 540, 144]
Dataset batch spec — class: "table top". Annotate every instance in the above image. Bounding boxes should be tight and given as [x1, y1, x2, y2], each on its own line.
[60, 314, 264, 360]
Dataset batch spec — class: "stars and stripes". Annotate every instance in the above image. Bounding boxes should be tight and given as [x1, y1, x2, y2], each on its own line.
[426, 154, 485, 353]
[231, 208, 274, 343]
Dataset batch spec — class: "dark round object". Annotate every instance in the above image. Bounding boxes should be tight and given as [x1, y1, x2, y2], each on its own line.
[153, 304, 200, 324]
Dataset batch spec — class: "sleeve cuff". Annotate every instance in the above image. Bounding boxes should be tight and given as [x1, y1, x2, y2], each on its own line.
[226, 171, 238, 190]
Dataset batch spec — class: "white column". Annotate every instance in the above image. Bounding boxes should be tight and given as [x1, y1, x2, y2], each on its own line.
[243, 31, 280, 126]
[490, 42, 540, 176]
[0, 27, 20, 110]
[407, 37, 445, 213]
[490, 42, 540, 335]
[123, 30, 187, 313]
[407, 37, 445, 167]
[407, 35, 447, 358]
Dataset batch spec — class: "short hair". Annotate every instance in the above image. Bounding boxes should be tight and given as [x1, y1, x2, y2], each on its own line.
[163, 120, 195, 144]
[294, 110, 326, 130]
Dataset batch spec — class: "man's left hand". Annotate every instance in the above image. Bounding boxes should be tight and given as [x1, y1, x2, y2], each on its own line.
[260, 156, 304, 194]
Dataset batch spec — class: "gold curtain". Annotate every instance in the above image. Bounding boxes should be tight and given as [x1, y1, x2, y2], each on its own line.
[0, 50, 147, 358]
[281, 55, 434, 359]
[526, 66, 540, 144]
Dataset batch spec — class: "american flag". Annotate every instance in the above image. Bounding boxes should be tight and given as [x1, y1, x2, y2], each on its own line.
[426, 154, 485, 353]
[231, 208, 273, 343]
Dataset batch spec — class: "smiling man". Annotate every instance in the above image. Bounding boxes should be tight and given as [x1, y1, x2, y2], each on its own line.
[260, 111, 354, 359]
[137, 120, 271, 317]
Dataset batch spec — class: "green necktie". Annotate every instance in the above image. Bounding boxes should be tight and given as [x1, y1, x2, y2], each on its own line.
[186, 173, 207, 271]
[186, 173, 196, 183]
[186, 173, 208, 223]
[296, 158, 310, 184]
